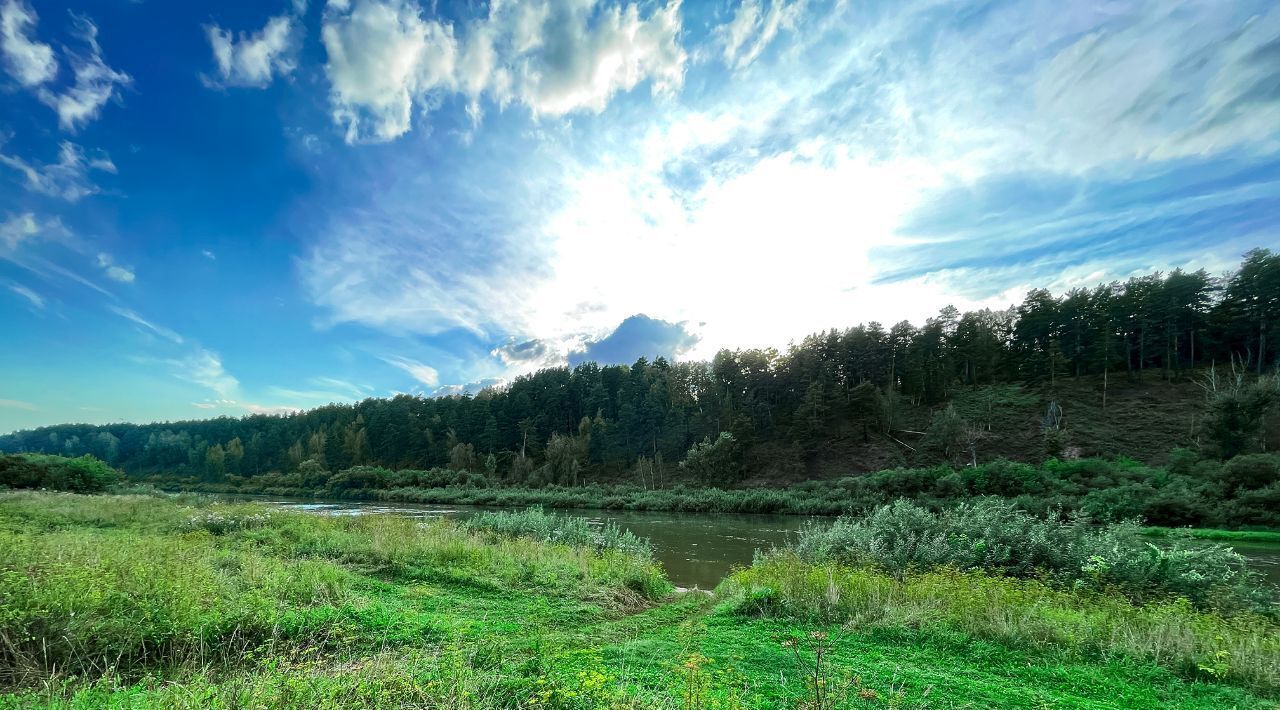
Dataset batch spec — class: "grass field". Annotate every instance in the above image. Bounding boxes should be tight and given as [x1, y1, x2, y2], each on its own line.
[1, 491, 1276, 708]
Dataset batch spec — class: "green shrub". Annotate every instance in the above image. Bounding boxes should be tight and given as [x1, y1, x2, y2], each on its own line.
[463, 506, 654, 558]
[787, 499, 1274, 612]
[678, 432, 743, 485]
[0, 454, 122, 492]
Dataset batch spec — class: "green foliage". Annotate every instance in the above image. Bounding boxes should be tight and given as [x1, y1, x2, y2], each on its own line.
[464, 506, 654, 558]
[678, 432, 744, 486]
[0, 453, 121, 492]
[787, 499, 1274, 613]
[718, 556, 1280, 693]
[921, 404, 969, 462]
[1200, 371, 1279, 458]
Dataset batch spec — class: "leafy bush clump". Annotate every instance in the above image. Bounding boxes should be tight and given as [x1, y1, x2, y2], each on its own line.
[180, 507, 275, 535]
[464, 506, 654, 558]
[0, 453, 122, 492]
[788, 498, 1274, 613]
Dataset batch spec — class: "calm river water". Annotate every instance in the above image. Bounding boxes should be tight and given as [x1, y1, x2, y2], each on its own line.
[256, 498, 1280, 590]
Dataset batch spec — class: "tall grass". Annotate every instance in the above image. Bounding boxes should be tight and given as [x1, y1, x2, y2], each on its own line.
[463, 506, 654, 557]
[0, 491, 670, 689]
[0, 529, 354, 685]
[718, 555, 1280, 693]
[788, 498, 1275, 613]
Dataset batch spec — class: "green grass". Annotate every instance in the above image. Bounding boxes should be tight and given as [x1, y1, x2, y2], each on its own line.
[1, 490, 1276, 708]
[717, 554, 1279, 692]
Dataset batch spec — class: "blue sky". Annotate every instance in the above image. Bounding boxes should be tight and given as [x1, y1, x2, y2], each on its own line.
[1, 0, 1278, 432]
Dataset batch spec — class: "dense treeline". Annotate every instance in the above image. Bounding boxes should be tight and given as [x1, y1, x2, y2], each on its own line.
[2, 249, 1278, 485]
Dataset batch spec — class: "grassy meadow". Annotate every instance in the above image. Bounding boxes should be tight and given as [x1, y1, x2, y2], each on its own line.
[0, 490, 1277, 708]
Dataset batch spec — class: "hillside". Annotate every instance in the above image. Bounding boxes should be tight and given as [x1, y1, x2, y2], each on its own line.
[761, 374, 1213, 485]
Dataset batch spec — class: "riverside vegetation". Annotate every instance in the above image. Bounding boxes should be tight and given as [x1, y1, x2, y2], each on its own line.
[0, 479, 1277, 708]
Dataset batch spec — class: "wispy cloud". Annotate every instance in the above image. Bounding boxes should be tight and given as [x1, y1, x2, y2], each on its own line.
[379, 354, 439, 386]
[0, 0, 56, 87]
[719, 0, 804, 70]
[0, 212, 42, 252]
[109, 305, 184, 343]
[0, 214, 117, 297]
[96, 253, 135, 283]
[0, 140, 114, 202]
[205, 12, 298, 88]
[267, 377, 372, 404]
[35, 13, 131, 131]
[0, 398, 38, 411]
[6, 281, 44, 309]
[308, 376, 372, 399]
[171, 348, 240, 399]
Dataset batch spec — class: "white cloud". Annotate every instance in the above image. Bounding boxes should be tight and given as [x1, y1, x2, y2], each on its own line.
[500, 0, 686, 117]
[490, 337, 563, 368]
[379, 354, 439, 386]
[201, 249, 216, 260]
[322, 0, 459, 142]
[35, 14, 130, 131]
[320, 0, 685, 142]
[719, 0, 804, 70]
[104, 266, 132, 284]
[0, 211, 40, 252]
[0, 214, 123, 297]
[173, 348, 240, 399]
[266, 380, 372, 405]
[1025, 3, 1280, 165]
[0, 398, 38, 411]
[0, 0, 55, 86]
[96, 253, 135, 283]
[300, 204, 543, 336]
[431, 377, 506, 397]
[303, 0, 1280, 377]
[206, 15, 298, 88]
[109, 306, 183, 343]
[309, 376, 372, 399]
[7, 281, 43, 309]
[244, 403, 303, 415]
[0, 140, 114, 201]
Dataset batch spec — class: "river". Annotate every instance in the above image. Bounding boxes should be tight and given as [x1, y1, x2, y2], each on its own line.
[255, 498, 1280, 591]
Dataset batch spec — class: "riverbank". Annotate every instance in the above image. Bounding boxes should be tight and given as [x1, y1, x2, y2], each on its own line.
[134, 453, 1280, 531]
[1138, 527, 1280, 543]
[2, 491, 1277, 708]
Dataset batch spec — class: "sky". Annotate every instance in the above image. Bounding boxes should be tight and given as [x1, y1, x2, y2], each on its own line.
[1, 0, 1278, 432]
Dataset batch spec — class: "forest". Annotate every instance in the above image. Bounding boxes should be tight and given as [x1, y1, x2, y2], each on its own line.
[2, 249, 1278, 489]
